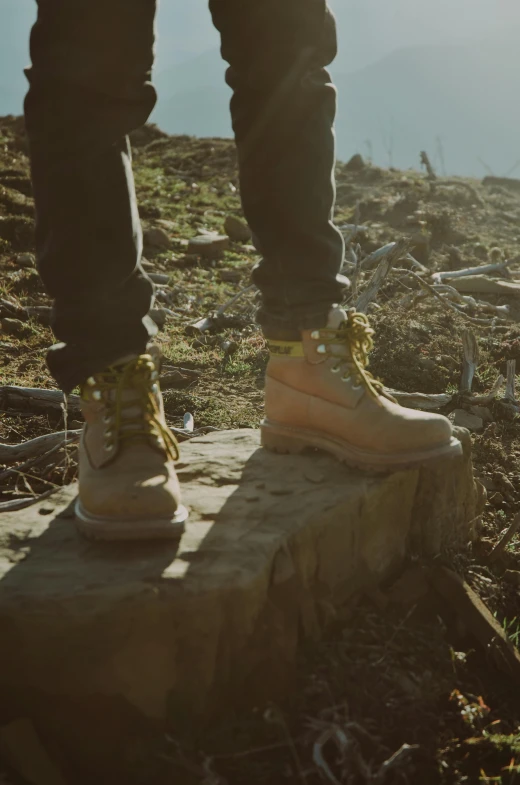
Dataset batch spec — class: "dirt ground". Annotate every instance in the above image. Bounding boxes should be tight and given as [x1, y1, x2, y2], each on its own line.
[1, 115, 520, 783]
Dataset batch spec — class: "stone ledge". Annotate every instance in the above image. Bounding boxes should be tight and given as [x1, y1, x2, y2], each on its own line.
[0, 428, 478, 761]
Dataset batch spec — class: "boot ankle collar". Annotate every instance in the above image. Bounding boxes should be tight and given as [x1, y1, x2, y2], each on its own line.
[266, 340, 305, 358]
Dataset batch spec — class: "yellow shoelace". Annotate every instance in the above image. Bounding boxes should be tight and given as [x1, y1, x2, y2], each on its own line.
[83, 354, 180, 461]
[317, 310, 394, 405]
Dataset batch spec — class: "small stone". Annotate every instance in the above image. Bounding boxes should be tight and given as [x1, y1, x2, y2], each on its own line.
[149, 308, 167, 329]
[469, 405, 493, 423]
[479, 476, 497, 492]
[269, 486, 294, 496]
[224, 215, 252, 243]
[219, 269, 242, 283]
[16, 253, 35, 268]
[450, 409, 484, 433]
[345, 153, 365, 172]
[143, 227, 171, 249]
[0, 317, 31, 337]
[489, 492, 504, 507]
[39, 507, 55, 516]
[187, 234, 230, 258]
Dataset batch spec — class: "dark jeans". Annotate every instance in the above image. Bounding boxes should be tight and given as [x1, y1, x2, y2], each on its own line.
[25, 0, 345, 392]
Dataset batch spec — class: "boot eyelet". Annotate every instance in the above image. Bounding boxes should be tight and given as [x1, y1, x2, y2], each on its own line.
[316, 344, 327, 355]
[87, 376, 96, 386]
[152, 383, 159, 393]
[105, 430, 113, 439]
[310, 330, 321, 340]
[352, 385, 363, 392]
[92, 390, 102, 401]
[331, 365, 341, 374]
[151, 370, 159, 380]
[103, 414, 113, 424]
[341, 375, 351, 383]
[104, 441, 114, 452]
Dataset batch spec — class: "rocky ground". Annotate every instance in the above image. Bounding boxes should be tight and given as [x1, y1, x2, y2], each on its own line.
[1, 115, 520, 783]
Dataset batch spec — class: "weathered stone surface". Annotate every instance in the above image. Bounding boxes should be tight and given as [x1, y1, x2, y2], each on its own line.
[450, 408, 484, 432]
[143, 226, 170, 249]
[0, 429, 478, 769]
[187, 234, 229, 257]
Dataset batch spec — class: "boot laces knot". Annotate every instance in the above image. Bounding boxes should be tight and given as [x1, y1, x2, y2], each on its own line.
[83, 354, 180, 461]
[317, 310, 396, 405]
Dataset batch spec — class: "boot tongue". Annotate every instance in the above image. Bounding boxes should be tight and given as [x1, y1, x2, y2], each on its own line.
[108, 354, 157, 433]
[325, 307, 351, 358]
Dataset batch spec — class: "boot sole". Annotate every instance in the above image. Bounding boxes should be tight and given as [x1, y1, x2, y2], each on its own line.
[261, 419, 463, 472]
[74, 500, 189, 541]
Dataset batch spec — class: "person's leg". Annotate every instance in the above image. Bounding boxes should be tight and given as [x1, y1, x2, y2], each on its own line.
[25, 0, 187, 539]
[209, 0, 346, 335]
[211, 0, 461, 469]
[25, 0, 157, 394]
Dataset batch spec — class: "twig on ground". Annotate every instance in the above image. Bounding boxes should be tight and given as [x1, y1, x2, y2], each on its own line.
[0, 386, 81, 415]
[433, 285, 510, 318]
[448, 276, 520, 296]
[432, 258, 516, 284]
[0, 439, 78, 483]
[356, 239, 411, 312]
[460, 330, 479, 394]
[385, 389, 453, 410]
[373, 743, 420, 784]
[429, 566, 520, 683]
[407, 271, 498, 326]
[0, 487, 57, 512]
[216, 284, 256, 317]
[186, 285, 256, 336]
[360, 242, 397, 271]
[0, 430, 81, 465]
[489, 513, 520, 563]
[463, 375, 504, 405]
[505, 359, 517, 403]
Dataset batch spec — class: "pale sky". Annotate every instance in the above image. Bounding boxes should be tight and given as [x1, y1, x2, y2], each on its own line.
[4, 0, 520, 75]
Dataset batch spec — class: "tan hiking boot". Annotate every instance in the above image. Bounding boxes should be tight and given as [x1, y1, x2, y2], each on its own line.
[75, 349, 188, 541]
[262, 307, 462, 470]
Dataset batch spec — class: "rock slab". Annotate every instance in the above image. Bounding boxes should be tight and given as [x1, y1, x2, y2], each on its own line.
[0, 428, 478, 770]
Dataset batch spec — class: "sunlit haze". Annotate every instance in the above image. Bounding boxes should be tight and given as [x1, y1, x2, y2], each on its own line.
[1, 0, 520, 174]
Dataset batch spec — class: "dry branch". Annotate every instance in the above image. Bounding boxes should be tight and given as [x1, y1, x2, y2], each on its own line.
[0, 430, 81, 465]
[385, 389, 453, 410]
[0, 386, 81, 415]
[408, 272, 498, 327]
[429, 566, 520, 684]
[432, 258, 515, 284]
[356, 239, 411, 312]
[360, 242, 396, 271]
[460, 330, 479, 394]
[489, 513, 520, 563]
[0, 488, 57, 513]
[449, 276, 520, 296]
[463, 375, 504, 405]
[505, 359, 517, 403]
[216, 284, 256, 317]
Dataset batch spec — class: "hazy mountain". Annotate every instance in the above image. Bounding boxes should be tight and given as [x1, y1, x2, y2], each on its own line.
[153, 25, 520, 177]
[2, 0, 520, 175]
[334, 27, 520, 176]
